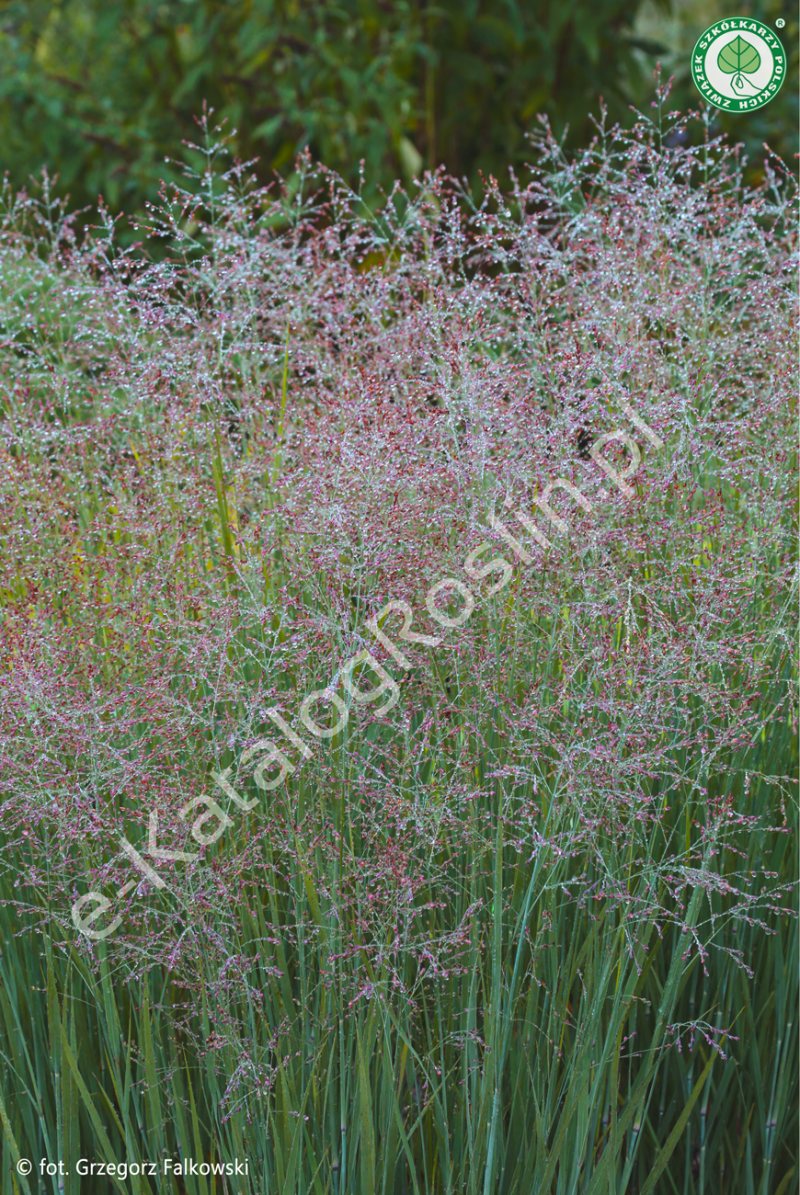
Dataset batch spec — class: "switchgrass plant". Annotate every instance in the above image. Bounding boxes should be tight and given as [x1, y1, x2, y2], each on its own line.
[0, 94, 796, 1194]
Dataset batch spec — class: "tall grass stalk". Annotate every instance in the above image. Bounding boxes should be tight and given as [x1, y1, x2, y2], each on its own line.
[0, 97, 796, 1193]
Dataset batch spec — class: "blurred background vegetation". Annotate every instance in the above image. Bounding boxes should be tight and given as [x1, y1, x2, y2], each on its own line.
[0, 0, 796, 232]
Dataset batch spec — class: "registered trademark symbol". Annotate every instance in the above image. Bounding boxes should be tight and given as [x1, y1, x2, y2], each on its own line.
[775, 18, 785, 27]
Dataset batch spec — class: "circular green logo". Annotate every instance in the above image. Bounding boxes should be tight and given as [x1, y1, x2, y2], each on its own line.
[691, 18, 785, 111]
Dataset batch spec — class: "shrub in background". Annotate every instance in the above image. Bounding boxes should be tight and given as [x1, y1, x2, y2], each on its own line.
[0, 0, 796, 227]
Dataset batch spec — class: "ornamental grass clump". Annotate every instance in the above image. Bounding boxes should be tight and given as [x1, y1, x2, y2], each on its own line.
[0, 90, 796, 1194]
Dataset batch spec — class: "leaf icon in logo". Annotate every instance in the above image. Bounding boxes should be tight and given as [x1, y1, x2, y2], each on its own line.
[717, 36, 761, 91]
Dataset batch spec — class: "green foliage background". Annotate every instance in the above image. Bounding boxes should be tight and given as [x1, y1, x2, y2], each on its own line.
[0, 0, 796, 225]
